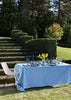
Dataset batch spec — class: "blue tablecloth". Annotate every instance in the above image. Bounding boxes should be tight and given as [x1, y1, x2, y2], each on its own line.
[14, 63, 71, 91]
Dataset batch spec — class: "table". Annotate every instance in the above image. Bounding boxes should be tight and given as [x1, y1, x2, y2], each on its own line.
[14, 63, 71, 91]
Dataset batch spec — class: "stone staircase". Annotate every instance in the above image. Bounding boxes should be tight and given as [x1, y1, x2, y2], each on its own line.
[0, 37, 38, 87]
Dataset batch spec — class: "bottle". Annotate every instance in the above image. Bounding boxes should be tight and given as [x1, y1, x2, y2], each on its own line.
[32, 54, 34, 61]
[26, 58, 29, 63]
[50, 55, 52, 64]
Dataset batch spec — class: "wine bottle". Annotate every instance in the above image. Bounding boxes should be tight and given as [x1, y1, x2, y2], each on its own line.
[50, 55, 52, 63]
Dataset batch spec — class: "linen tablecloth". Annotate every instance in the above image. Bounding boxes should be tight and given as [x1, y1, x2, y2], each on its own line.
[14, 63, 71, 91]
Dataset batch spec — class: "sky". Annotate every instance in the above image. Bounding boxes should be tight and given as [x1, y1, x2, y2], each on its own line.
[0, 1, 2, 4]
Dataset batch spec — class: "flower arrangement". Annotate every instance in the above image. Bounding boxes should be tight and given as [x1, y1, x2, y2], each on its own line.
[38, 53, 48, 59]
[38, 53, 48, 64]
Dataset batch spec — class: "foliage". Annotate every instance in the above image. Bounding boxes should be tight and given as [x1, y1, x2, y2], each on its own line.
[11, 29, 33, 44]
[33, 27, 38, 39]
[61, 22, 71, 43]
[68, 29, 71, 43]
[25, 38, 56, 58]
[45, 23, 64, 40]
[18, 0, 54, 38]
[59, 0, 71, 24]
[0, 0, 18, 36]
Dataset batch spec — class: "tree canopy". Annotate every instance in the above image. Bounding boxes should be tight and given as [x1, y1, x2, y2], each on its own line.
[0, 0, 18, 36]
[0, 0, 71, 42]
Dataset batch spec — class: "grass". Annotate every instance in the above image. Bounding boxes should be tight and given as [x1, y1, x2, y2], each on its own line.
[0, 84, 71, 100]
[0, 37, 11, 39]
[57, 46, 71, 60]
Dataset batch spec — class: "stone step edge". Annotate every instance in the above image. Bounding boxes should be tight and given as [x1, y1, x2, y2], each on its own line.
[0, 75, 14, 79]
[0, 68, 14, 71]
[0, 61, 26, 63]
[0, 83, 16, 89]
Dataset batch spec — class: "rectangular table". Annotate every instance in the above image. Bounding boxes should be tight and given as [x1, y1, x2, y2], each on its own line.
[14, 63, 71, 91]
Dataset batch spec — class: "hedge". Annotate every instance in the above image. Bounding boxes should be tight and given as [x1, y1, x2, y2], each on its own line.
[58, 42, 71, 48]
[18, 36, 33, 44]
[12, 32, 27, 37]
[11, 30, 33, 44]
[11, 30, 22, 34]
[11, 30, 56, 58]
[64, 60, 71, 64]
[25, 38, 56, 58]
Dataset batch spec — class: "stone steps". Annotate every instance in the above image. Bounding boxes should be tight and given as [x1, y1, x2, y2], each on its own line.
[0, 48, 31, 52]
[0, 52, 38, 56]
[0, 37, 36, 85]
[0, 56, 34, 61]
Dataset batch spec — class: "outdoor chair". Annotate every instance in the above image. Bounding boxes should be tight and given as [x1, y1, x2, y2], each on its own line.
[1, 62, 18, 76]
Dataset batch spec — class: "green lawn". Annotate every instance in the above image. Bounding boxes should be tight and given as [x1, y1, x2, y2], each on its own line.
[0, 84, 71, 100]
[0, 37, 11, 39]
[57, 46, 71, 60]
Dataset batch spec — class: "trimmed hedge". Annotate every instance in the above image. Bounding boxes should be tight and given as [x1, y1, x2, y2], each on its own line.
[11, 30, 33, 44]
[25, 38, 56, 58]
[12, 32, 27, 38]
[64, 60, 71, 64]
[11, 30, 56, 58]
[11, 30, 22, 34]
[18, 36, 33, 44]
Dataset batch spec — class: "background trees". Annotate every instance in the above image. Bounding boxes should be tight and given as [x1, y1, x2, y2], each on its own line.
[53, 0, 71, 43]
[60, 0, 71, 43]
[0, 0, 18, 36]
[0, 0, 71, 43]
[18, 0, 54, 38]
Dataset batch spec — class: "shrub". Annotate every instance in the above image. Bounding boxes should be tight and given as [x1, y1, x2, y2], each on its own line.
[68, 29, 71, 43]
[25, 38, 56, 58]
[18, 36, 33, 44]
[11, 29, 33, 44]
[45, 23, 64, 40]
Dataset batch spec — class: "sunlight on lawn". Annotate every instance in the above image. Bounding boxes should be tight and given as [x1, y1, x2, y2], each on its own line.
[57, 46, 71, 60]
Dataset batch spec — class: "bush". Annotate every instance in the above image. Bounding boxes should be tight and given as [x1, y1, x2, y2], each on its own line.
[58, 42, 71, 48]
[68, 29, 71, 43]
[25, 38, 56, 58]
[18, 36, 33, 44]
[11, 29, 33, 44]
[64, 60, 71, 64]
[45, 23, 64, 40]
[11, 30, 56, 58]
[11, 30, 22, 39]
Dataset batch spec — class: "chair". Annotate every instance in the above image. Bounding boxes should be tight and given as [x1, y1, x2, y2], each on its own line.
[1, 62, 17, 76]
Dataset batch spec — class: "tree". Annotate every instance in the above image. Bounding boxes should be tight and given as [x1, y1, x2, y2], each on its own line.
[53, 0, 71, 43]
[0, 0, 18, 36]
[59, 0, 71, 42]
[68, 29, 71, 43]
[18, 0, 54, 38]
[45, 23, 64, 40]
